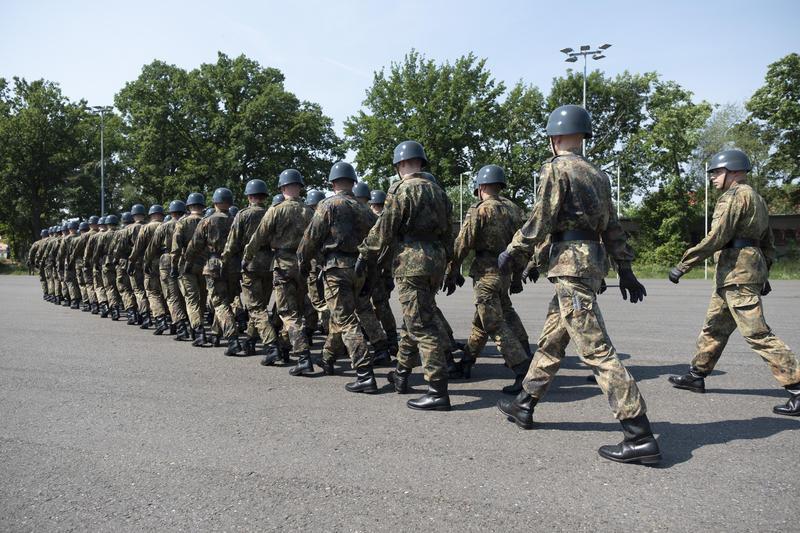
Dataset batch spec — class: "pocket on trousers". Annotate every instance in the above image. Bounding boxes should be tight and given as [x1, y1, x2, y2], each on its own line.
[728, 291, 760, 310]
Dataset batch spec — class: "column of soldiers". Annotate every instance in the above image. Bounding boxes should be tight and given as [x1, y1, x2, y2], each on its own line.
[29, 104, 800, 466]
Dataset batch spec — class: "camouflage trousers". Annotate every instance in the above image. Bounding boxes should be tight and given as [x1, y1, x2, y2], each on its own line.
[240, 269, 277, 345]
[466, 273, 528, 368]
[144, 259, 167, 317]
[93, 267, 107, 304]
[115, 263, 136, 310]
[75, 260, 89, 303]
[691, 284, 800, 387]
[395, 275, 449, 382]
[130, 265, 150, 314]
[159, 258, 187, 323]
[38, 266, 47, 294]
[307, 269, 330, 332]
[102, 265, 121, 308]
[206, 273, 237, 339]
[522, 277, 646, 421]
[82, 267, 97, 304]
[321, 267, 371, 369]
[273, 266, 309, 355]
[372, 275, 398, 346]
[64, 269, 80, 302]
[179, 271, 206, 329]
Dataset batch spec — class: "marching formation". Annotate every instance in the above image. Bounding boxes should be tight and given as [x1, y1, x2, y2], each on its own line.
[26, 105, 800, 465]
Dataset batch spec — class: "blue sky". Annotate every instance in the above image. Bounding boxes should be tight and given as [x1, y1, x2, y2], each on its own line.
[2, 0, 798, 134]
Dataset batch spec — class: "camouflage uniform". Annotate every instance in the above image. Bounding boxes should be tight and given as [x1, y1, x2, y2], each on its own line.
[131, 219, 167, 319]
[171, 213, 207, 330]
[362, 208, 394, 352]
[449, 194, 528, 369]
[505, 149, 645, 420]
[358, 172, 453, 382]
[45, 235, 62, 299]
[145, 218, 187, 325]
[675, 182, 800, 386]
[61, 232, 82, 304]
[185, 210, 236, 339]
[108, 228, 134, 312]
[95, 227, 120, 309]
[82, 229, 102, 306]
[245, 198, 313, 355]
[298, 191, 373, 369]
[28, 238, 48, 295]
[71, 230, 92, 305]
[223, 203, 276, 345]
[118, 220, 148, 314]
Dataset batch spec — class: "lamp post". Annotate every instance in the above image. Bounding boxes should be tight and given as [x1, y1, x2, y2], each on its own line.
[560, 43, 611, 154]
[88, 106, 113, 216]
[459, 171, 472, 275]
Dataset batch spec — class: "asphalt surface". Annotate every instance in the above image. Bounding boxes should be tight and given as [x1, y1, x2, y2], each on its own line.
[1, 275, 799, 532]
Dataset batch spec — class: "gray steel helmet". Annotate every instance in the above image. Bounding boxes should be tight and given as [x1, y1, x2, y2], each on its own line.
[272, 193, 285, 206]
[229, 205, 239, 218]
[98, 218, 106, 226]
[121, 212, 133, 224]
[204, 207, 215, 217]
[546, 104, 593, 139]
[393, 140, 428, 165]
[369, 190, 387, 205]
[353, 181, 370, 199]
[164, 214, 172, 223]
[305, 190, 325, 206]
[40, 229, 49, 237]
[88, 215, 100, 225]
[244, 178, 268, 196]
[278, 169, 305, 187]
[105, 214, 119, 225]
[707, 149, 752, 173]
[212, 187, 233, 204]
[79, 222, 90, 231]
[67, 220, 79, 230]
[328, 161, 357, 183]
[186, 192, 205, 207]
[148, 204, 164, 215]
[61, 226, 69, 233]
[476, 164, 507, 188]
[168, 200, 186, 213]
[131, 203, 146, 216]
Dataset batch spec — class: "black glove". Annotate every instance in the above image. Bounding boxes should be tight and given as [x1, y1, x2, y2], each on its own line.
[619, 269, 647, 304]
[761, 280, 772, 296]
[497, 251, 513, 274]
[354, 257, 367, 277]
[510, 278, 523, 294]
[442, 275, 457, 296]
[170, 267, 179, 279]
[598, 278, 607, 294]
[455, 272, 465, 287]
[386, 277, 395, 292]
[522, 264, 539, 284]
[668, 266, 684, 284]
[127, 263, 136, 275]
[359, 276, 371, 298]
[316, 270, 325, 297]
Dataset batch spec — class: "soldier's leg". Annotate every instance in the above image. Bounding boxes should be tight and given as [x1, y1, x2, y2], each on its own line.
[521, 293, 571, 400]
[371, 276, 398, 350]
[243, 272, 278, 353]
[355, 283, 388, 353]
[307, 271, 330, 333]
[273, 268, 309, 356]
[180, 273, 204, 331]
[207, 275, 236, 340]
[145, 268, 167, 319]
[687, 288, 737, 376]
[65, 270, 80, 307]
[131, 267, 150, 316]
[502, 290, 531, 355]
[103, 268, 121, 313]
[722, 285, 800, 387]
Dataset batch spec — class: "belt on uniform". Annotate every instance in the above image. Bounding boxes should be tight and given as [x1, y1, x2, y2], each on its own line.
[552, 230, 600, 242]
[402, 235, 438, 243]
[723, 238, 760, 249]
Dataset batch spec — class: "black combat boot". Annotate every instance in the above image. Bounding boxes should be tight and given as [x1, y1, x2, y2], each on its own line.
[225, 336, 244, 356]
[668, 367, 706, 393]
[773, 382, 800, 416]
[99, 302, 109, 318]
[407, 379, 451, 411]
[91, 302, 99, 315]
[260, 342, 281, 366]
[136, 310, 144, 326]
[289, 350, 314, 376]
[502, 360, 531, 395]
[598, 414, 662, 465]
[304, 326, 315, 347]
[174, 320, 191, 341]
[446, 351, 464, 379]
[497, 390, 536, 429]
[61, 297, 71, 307]
[372, 347, 393, 367]
[153, 315, 169, 335]
[241, 336, 256, 356]
[110, 305, 121, 321]
[319, 357, 335, 375]
[168, 318, 176, 335]
[126, 308, 137, 325]
[191, 325, 207, 347]
[81, 301, 91, 312]
[139, 311, 153, 329]
[281, 343, 291, 364]
[345, 367, 378, 394]
[387, 365, 411, 394]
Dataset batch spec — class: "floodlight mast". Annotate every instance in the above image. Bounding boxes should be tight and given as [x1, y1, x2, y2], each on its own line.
[559, 43, 612, 153]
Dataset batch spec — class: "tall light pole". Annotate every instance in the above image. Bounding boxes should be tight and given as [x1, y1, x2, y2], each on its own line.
[88, 105, 113, 216]
[560, 43, 611, 154]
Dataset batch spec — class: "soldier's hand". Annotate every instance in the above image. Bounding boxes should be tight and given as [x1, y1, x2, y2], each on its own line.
[386, 277, 395, 292]
[761, 280, 772, 296]
[442, 276, 457, 296]
[668, 266, 684, 284]
[170, 267, 179, 279]
[126, 263, 136, 275]
[354, 257, 367, 277]
[598, 278, 607, 294]
[619, 269, 647, 304]
[497, 251, 513, 274]
[359, 277, 371, 298]
[509, 278, 523, 295]
[455, 272, 465, 287]
[522, 264, 539, 284]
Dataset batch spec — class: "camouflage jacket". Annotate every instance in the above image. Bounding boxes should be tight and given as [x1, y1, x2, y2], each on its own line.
[83, 230, 102, 268]
[677, 182, 775, 287]
[28, 239, 43, 268]
[171, 213, 205, 272]
[95, 229, 117, 267]
[144, 219, 175, 267]
[185, 210, 232, 277]
[451, 194, 525, 278]
[506, 150, 634, 280]
[223, 203, 270, 273]
[70, 231, 92, 269]
[129, 220, 161, 266]
[299, 190, 372, 272]
[113, 221, 144, 264]
[60, 233, 81, 270]
[358, 172, 453, 278]
[245, 197, 312, 271]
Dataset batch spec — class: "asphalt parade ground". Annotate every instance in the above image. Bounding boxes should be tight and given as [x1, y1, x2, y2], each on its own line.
[1, 275, 798, 531]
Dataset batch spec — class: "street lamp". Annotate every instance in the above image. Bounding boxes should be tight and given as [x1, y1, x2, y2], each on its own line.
[560, 43, 611, 153]
[87, 105, 113, 216]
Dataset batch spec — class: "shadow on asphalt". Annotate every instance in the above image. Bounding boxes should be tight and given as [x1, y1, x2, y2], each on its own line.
[527, 416, 799, 467]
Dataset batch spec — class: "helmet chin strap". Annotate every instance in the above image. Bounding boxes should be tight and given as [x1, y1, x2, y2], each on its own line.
[550, 137, 558, 157]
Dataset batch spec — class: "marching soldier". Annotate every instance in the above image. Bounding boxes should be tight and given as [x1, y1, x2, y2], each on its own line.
[145, 201, 187, 336]
[109, 213, 136, 321]
[667, 149, 800, 417]
[495, 105, 660, 464]
[29, 229, 49, 298]
[358, 141, 454, 410]
[130, 204, 166, 330]
[366, 189, 399, 358]
[94, 215, 120, 318]
[70, 221, 92, 311]
[118, 204, 148, 325]
[304, 190, 330, 336]
[61, 221, 82, 309]
[171, 193, 208, 343]
[84, 218, 105, 314]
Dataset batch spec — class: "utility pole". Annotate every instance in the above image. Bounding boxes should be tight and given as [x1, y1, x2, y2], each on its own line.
[88, 105, 113, 216]
[560, 44, 611, 154]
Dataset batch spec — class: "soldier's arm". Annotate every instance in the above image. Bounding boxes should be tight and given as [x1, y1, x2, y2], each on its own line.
[359, 192, 403, 263]
[144, 226, 162, 264]
[677, 194, 740, 273]
[243, 211, 274, 263]
[448, 206, 477, 275]
[297, 207, 329, 271]
[761, 225, 776, 272]
[601, 184, 635, 271]
[183, 221, 206, 266]
[222, 214, 243, 264]
[129, 227, 148, 263]
[506, 163, 565, 258]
